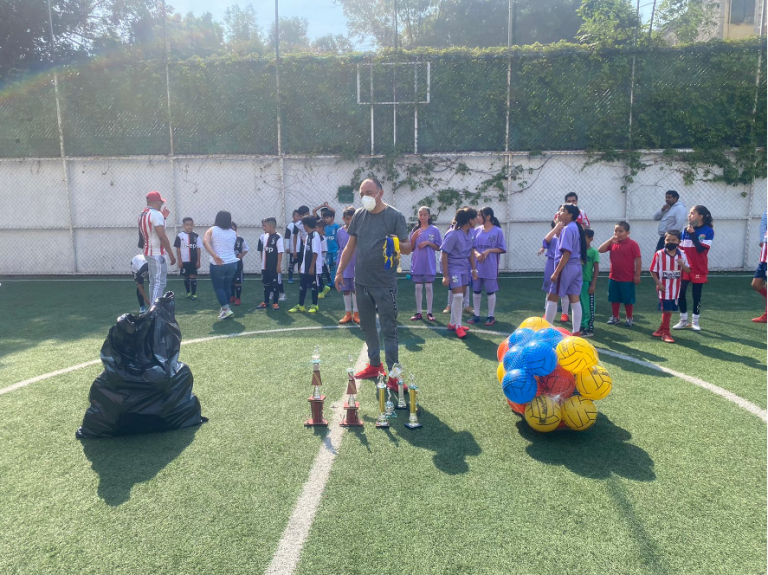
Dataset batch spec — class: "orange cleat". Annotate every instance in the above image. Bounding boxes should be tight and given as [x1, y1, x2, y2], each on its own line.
[352, 312, 360, 324]
[339, 312, 353, 324]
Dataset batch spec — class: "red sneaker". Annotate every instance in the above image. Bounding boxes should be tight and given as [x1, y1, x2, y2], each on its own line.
[234, 298, 241, 306]
[662, 332, 675, 343]
[652, 327, 665, 337]
[447, 323, 457, 331]
[230, 296, 236, 303]
[456, 326, 468, 339]
[386, 377, 399, 393]
[752, 313, 768, 323]
[571, 331, 581, 337]
[354, 363, 386, 379]
[560, 313, 569, 323]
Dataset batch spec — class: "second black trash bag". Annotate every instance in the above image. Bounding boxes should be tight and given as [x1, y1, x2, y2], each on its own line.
[76, 292, 207, 439]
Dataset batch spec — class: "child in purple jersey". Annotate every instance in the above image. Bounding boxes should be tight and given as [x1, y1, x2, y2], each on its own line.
[469, 207, 507, 326]
[410, 206, 443, 321]
[336, 206, 360, 325]
[538, 220, 564, 306]
[441, 207, 479, 339]
[544, 204, 588, 335]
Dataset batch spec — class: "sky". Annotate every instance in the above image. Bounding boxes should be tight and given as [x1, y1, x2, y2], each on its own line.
[168, 0, 352, 40]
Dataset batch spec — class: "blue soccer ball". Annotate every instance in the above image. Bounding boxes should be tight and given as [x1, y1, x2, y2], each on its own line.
[533, 327, 565, 349]
[521, 340, 558, 376]
[502, 345, 526, 371]
[502, 369, 537, 404]
[508, 328, 535, 348]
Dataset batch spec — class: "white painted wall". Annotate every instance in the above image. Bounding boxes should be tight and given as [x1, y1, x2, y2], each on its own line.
[2, 153, 765, 275]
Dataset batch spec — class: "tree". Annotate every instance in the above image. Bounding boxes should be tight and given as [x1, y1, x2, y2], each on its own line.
[576, 0, 640, 46]
[0, 0, 157, 77]
[311, 34, 355, 54]
[652, 0, 719, 44]
[335, 0, 584, 49]
[223, 4, 264, 54]
[268, 16, 311, 54]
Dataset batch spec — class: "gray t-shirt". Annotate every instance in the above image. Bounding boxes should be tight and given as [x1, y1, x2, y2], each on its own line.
[347, 205, 409, 287]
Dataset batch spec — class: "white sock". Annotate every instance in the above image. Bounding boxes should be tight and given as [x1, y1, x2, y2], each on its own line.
[343, 293, 352, 312]
[561, 296, 570, 316]
[451, 293, 463, 327]
[488, 293, 497, 317]
[680, 312, 688, 321]
[464, 287, 470, 309]
[473, 292, 482, 317]
[415, 284, 423, 314]
[447, 290, 453, 307]
[571, 301, 582, 333]
[352, 293, 358, 312]
[544, 300, 558, 323]
[425, 283, 434, 313]
[692, 313, 700, 324]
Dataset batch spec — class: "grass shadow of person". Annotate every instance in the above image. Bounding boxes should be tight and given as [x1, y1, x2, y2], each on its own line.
[209, 318, 245, 335]
[394, 326, 427, 353]
[81, 424, 202, 506]
[516, 413, 655, 482]
[395, 408, 481, 474]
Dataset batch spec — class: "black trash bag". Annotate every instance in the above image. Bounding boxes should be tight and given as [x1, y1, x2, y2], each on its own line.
[76, 292, 207, 439]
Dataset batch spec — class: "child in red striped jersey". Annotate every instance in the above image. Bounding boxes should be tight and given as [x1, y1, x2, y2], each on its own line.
[650, 231, 690, 343]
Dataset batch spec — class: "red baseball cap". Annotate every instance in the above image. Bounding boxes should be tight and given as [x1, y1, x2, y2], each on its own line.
[146, 191, 167, 203]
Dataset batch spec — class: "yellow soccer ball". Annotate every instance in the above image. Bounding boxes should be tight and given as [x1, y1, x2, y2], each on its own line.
[497, 362, 506, 383]
[518, 317, 551, 332]
[524, 396, 562, 432]
[556, 337, 598, 374]
[575, 364, 613, 400]
[561, 396, 598, 431]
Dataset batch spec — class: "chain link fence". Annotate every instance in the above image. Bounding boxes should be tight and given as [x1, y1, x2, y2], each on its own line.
[0, 151, 764, 275]
[0, 29, 765, 275]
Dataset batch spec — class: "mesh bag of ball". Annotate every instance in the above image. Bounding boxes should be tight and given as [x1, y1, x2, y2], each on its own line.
[495, 319, 613, 432]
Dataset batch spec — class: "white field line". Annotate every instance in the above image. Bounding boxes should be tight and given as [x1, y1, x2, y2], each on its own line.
[1, 325, 765, 424]
[263, 344, 369, 575]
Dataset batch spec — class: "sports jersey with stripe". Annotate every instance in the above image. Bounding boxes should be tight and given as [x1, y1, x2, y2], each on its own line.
[257, 233, 284, 272]
[173, 232, 200, 263]
[650, 248, 689, 300]
[681, 225, 714, 282]
[139, 208, 166, 256]
[300, 232, 323, 275]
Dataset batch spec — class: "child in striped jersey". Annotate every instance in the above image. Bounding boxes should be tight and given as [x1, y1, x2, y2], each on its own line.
[174, 217, 201, 299]
[257, 217, 284, 310]
[230, 222, 249, 306]
[650, 231, 690, 343]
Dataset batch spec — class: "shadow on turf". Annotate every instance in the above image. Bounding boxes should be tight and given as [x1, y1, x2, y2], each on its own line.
[516, 413, 656, 482]
[395, 408, 482, 475]
[82, 425, 202, 506]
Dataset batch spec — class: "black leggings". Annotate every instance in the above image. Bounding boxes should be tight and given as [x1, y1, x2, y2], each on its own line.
[678, 280, 703, 315]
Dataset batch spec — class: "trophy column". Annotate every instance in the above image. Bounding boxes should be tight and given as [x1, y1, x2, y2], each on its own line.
[404, 374, 422, 429]
[340, 367, 363, 427]
[305, 348, 328, 427]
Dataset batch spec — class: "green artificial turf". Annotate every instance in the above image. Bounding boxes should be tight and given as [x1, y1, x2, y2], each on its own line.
[0, 274, 765, 574]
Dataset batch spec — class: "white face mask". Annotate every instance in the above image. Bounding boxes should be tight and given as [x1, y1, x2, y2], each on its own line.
[361, 195, 377, 211]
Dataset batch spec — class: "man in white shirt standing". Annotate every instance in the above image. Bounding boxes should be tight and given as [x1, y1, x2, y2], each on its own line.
[139, 191, 176, 305]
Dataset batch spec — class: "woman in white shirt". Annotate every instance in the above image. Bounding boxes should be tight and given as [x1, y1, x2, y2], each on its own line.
[203, 211, 239, 320]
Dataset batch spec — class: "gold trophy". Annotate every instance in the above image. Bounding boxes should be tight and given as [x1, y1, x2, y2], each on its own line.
[391, 363, 407, 410]
[375, 374, 390, 428]
[305, 346, 328, 426]
[404, 373, 422, 429]
[340, 355, 363, 427]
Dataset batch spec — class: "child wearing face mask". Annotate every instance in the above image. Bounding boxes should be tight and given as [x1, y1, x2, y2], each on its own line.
[650, 231, 691, 343]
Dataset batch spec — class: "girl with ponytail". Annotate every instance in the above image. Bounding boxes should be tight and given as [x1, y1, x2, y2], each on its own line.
[544, 204, 587, 335]
[469, 207, 507, 326]
[409, 206, 442, 321]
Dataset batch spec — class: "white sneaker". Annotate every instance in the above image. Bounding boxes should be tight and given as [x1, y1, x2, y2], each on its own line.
[672, 320, 689, 330]
[279, 293, 287, 301]
[222, 309, 235, 320]
[691, 321, 701, 332]
[217, 309, 227, 320]
[606, 316, 620, 325]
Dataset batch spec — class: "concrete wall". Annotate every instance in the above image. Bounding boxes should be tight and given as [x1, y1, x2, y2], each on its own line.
[1, 153, 765, 275]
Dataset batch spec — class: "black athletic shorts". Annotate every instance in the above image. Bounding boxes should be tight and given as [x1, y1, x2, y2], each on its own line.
[180, 262, 198, 276]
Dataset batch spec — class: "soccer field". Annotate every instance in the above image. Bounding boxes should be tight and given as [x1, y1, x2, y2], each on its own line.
[1, 274, 765, 574]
